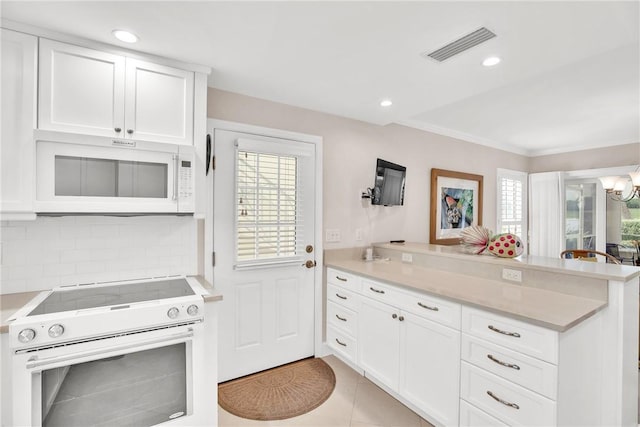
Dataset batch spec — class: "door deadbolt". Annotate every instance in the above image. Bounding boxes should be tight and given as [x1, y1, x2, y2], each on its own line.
[306, 245, 314, 253]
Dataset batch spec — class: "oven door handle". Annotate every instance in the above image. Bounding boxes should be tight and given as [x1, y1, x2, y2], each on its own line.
[26, 329, 194, 369]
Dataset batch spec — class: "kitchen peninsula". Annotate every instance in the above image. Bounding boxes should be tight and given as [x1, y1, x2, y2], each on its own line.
[324, 242, 639, 426]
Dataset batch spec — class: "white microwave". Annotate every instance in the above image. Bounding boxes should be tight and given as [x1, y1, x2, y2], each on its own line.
[35, 131, 194, 213]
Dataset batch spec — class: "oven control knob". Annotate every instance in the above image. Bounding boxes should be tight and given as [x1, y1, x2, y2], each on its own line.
[187, 304, 199, 316]
[48, 324, 65, 338]
[18, 328, 36, 343]
[167, 307, 179, 319]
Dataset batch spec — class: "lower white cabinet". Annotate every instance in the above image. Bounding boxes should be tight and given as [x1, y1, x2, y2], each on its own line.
[358, 296, 401, 389]
[326, 267, 613, 427]
[400, 311, 460, 427]
[355, 278, 461, 426]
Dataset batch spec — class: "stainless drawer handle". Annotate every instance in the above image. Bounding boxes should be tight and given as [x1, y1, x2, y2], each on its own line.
[369, 287, 385, 294]
[488, 325, 521, 338]
[335, 314, 347, 322]
[487, 390, 520, 409]
[417, 302, 439, 311]
[487, 354, 521, 370]
[335, 293, 347, 300]
[336, 276, 347, 282]
[335, 338, 347, 347]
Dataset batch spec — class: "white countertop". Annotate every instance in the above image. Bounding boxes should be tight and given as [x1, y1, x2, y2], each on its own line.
[326, 257, 607, 332]
[375, 242, 640, 282]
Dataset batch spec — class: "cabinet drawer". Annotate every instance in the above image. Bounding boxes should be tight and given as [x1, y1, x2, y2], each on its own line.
[459, 400, 508, 427]
[327, 268, 360, 290]
[397, 290, 460, 329]
[460, 362, 556, 427]
[327, 301, 357, 337]
[461, 334, 558, 399]
[462, 307, 558, 364]
[360, 278, 404, 305]
[327, 325, 356, 363]
[327, 283, 358, 312]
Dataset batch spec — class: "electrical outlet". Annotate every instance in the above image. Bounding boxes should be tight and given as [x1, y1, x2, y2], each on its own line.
[325, 229, 341, 243]
[401, 253, 413, 263]
[502, 268, 522, 282]
[355, 228, 364, 241]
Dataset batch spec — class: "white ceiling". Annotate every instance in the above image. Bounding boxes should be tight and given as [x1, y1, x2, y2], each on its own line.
[2, 1, 638, 156]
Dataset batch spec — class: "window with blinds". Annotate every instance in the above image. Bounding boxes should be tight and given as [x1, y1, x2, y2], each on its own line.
[236, 150, 301, 266]
[497, 169, 528, 252]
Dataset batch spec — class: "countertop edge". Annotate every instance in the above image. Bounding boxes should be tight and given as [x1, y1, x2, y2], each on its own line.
[190, 275, 223, 302]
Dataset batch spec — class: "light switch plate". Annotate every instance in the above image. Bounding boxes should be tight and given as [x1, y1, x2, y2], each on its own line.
[325, 229, 341, 243]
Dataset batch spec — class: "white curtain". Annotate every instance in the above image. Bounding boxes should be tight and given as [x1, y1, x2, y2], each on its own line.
[529, 172, 564, 258]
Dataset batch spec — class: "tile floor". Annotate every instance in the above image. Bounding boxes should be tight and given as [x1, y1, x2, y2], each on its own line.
[218, 355, 435, 427]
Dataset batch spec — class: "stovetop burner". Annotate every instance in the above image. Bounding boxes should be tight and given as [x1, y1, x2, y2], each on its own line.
[27, 278, 195, 316]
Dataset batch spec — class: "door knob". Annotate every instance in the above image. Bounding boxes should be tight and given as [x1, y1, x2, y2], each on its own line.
[302, 260, 317, 268]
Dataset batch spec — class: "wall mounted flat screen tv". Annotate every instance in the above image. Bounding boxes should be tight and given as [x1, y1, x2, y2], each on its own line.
[372, 158, 406, 206]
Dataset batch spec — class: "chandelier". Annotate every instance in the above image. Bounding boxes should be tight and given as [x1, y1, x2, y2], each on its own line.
[599, 171, 640, 202]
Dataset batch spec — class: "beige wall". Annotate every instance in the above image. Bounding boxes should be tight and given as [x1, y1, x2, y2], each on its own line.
[207, 88, 528, 248]
[529, 143, 640, 173]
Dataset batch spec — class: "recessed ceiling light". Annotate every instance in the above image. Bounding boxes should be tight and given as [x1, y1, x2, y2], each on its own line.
[380, 99, 393, 107]
[112, 29, 139, 43]
[482, 56, 501, 67]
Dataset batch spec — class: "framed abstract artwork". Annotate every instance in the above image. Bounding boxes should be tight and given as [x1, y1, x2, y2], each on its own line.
[430, 168, 483, 245]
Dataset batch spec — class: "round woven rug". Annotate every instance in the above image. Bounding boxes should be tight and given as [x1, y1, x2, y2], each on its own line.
[218, 357, 336, 421]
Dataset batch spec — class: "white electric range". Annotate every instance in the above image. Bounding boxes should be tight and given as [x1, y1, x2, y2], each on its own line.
[8, 275, 210, 427]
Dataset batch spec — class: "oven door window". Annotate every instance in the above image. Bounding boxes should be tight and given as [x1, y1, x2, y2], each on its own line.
[41, 343, 186, 427]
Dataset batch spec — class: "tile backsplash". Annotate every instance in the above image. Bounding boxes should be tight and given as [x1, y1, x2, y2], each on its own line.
[1, 216, 196, 294]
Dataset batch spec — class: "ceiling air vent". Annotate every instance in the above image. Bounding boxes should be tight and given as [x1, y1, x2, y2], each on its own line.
[424, 27, 496, 62]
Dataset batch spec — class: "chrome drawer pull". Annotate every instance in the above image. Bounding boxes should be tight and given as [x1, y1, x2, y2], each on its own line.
[417, 302, 439, 311]
[487, 391, 520, 409]
[487, 354, 521, 370]
[369, 287, 385, 294]
[335, 338, 347, 347]
[336, 276, 347, 282]
[335, 314, 347, 322]
[488, 325, 521, 338]
[335, 293, 347, 300]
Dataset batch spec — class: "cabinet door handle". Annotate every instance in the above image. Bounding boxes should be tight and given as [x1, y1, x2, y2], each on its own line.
[392, 313, 398, 319]
[487, 391, 519, 409]
[335, 338, 347, 347]
[335, 314, 347, 322]
[487, 354, 521, 370]
[114, 127, 122, 133]
[335, 293, 347, 300]
[369, 287, 385, 294]
[417, 302, 439, 311]
[488, 325, 521, 338]
[127, 129, 134, 134]
[336, 276, 347, 282]
[398, 316, 404, 322]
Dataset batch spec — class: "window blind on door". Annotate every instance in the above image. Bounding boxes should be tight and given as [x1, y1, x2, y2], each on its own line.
[234, 138, 312, 268]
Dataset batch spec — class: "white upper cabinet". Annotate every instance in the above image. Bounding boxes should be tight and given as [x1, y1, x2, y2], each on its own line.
[125, 59, 194, 144]
[39, 39, 125, 138]
[39, 39, 194, 145]
[1, 29, 38, 220]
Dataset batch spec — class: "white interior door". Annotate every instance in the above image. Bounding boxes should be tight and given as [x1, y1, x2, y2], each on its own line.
[213, 128, 317, 382]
